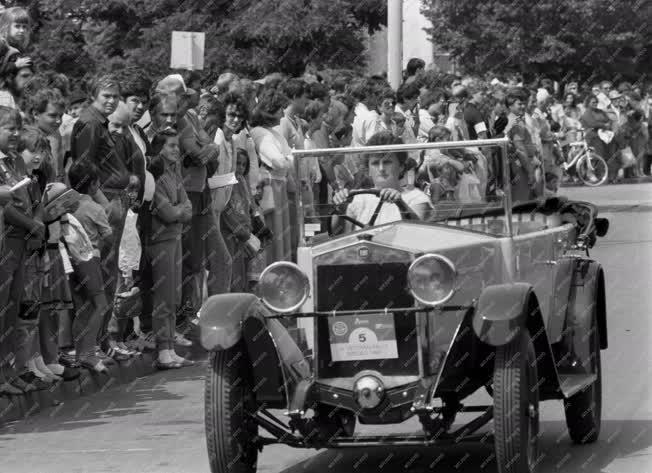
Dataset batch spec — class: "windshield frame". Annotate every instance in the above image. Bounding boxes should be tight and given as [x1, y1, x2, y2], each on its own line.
[291, 137, 513, 246]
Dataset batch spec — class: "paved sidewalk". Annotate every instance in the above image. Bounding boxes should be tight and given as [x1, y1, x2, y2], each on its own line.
[559, 182, 652, 212]
[0, 326, 206, 426]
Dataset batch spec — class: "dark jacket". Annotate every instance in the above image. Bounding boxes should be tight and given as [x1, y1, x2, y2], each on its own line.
[150, 159, 192, 243]
[179, 109, 220, 193]
[71, 106, 135, 194]
[0, 152, 42, 240]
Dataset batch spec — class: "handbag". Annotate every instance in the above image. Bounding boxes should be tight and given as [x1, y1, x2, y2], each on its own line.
[114, 285, 142, 320]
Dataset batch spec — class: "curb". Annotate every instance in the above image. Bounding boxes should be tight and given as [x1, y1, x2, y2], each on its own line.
[597, 204, 652, 213]
[561, 177, 652, 188]
[0, 327, 207, 427]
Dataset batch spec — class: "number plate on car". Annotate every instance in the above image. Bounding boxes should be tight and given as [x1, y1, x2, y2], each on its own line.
[328, 314, 399, 361]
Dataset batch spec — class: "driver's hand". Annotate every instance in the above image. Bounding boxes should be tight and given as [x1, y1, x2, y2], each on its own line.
[333, 188, 350, 206]
[379, 188, 402, 203]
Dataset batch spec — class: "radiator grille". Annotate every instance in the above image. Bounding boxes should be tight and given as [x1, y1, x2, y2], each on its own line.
[315, 263, 412, 311]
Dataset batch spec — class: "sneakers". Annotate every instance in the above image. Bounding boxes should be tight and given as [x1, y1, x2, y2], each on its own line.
[117, 342, 141, 357]
[135, 331, 156, 351]
[106, 344, 130, 362]
[174, 331, 193, 347]
[59, 349, 78, 368]
[18, 372, 52, 391]
[95, 347, 119, 365]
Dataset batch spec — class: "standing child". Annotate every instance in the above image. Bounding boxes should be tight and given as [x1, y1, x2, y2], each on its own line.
[12, 126, 54, 390]
[221, 149, 262, 292]
[67, 161, 113, 372]
[0, 108, 48, 394]
[148, 129, 193, 369]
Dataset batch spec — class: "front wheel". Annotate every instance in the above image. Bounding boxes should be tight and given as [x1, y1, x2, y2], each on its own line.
[493, 330, 539, 473]
[576, 151, 608, 187]
[205, 344, 259, 473]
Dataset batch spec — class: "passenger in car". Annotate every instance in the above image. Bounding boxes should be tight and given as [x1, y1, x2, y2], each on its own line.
[332, 131, 432, 231]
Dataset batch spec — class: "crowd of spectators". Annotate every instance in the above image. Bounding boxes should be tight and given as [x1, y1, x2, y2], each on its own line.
[0, 6, 650, 394]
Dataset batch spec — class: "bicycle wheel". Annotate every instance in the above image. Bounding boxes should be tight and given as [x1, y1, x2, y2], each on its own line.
[576, 151, 608, 186]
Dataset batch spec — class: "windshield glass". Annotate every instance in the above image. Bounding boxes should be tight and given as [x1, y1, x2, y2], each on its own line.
[294, 138, 511, 244]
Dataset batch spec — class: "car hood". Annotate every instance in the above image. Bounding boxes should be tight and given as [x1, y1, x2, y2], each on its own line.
[312, 221, 497, 255]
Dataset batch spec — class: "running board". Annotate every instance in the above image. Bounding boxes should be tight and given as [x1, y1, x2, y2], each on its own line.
[558, 373, 597, 398]
[325, 433, 490, 448]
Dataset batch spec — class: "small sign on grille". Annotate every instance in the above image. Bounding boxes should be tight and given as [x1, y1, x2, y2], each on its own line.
[328, 313, 399, 361]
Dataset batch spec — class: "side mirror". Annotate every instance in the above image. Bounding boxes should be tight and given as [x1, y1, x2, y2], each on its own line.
[595, 218, 609, 237]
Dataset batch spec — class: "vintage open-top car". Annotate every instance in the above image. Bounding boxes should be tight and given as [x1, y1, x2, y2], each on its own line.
[199, 137, 609, 473]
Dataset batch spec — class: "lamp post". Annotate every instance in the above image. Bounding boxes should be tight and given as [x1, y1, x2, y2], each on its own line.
[387, 0, 403, 90]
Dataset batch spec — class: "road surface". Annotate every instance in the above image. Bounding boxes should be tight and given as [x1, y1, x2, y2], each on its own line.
[1, 185, 651, 473]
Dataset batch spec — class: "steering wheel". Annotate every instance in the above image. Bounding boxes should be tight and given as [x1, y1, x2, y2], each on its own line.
[329, 189, 421, 232]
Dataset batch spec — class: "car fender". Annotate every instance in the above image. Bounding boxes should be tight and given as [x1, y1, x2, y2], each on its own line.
[472, 283, 537, 347]
[199, 293, 311, 408]
[562, 259, 607, 350]
[473, 283, 562, 399]
[199, 293, 262, 351]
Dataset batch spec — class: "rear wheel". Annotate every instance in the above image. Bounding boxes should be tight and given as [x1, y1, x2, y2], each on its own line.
[493, 331, 539, 473]
[563, 311, 602, 444]
[205, 344, 259, 473]
[576, 151, 608, 187]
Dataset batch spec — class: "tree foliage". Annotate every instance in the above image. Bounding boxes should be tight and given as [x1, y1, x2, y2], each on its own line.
[421, 0, 651, 82]
[16, 0, 387, 85]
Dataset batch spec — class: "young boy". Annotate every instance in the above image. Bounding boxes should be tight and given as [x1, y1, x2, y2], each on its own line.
[148, 128, 193, 369]
[27, 87, 66, 182]
[67, 160, 113, 372]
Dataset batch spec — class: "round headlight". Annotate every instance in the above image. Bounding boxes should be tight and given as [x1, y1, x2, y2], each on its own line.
[407, 254, 456, 306]
[258, 262, 310, 313]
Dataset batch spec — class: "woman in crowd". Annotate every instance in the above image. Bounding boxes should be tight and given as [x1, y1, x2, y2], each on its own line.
[580, 94, 618, 182]
[560, 93, 583, 146]
[249, 89, 293, 263]
[332, 131, 432, 232]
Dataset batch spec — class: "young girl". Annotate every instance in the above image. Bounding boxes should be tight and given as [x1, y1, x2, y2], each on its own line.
[12, 127, 56, 390]
[221, 149, 261, 292]
[148, 129, 193, 369]
[0, 7, 32, 110]
[0, 7, 32, 78]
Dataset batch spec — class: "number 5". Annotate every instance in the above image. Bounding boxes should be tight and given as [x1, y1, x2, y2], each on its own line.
[358, 333, 367, 343]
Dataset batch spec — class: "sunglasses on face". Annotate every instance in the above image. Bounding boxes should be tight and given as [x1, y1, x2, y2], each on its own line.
[226, 112, 244, 119]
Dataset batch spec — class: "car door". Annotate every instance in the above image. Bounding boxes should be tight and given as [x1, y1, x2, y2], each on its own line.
[513, 229, 557, 325]
[547, 225, 578, 343]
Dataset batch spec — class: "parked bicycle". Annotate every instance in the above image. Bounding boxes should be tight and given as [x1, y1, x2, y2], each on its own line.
[559, 129, 608, 186]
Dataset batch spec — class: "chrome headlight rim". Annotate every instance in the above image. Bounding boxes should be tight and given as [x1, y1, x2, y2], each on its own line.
[259, 261, 310, 314]
[407, 253, 457, 306]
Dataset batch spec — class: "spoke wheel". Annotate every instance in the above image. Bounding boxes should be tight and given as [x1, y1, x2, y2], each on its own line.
[493, 330, 539, 473]
[576, 152, 608, 187]
[205, 343, 259, 473]
[563, 311, 602, 444]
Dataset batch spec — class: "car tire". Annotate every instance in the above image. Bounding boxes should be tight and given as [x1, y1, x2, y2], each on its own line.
[563, 312, 602, 444]
[493, 330, 539, 473]
[205, 343, 259, 473]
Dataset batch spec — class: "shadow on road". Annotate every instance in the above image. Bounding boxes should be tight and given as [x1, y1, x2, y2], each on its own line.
[0, 365, 205, 437]
[279, 419, 652, 473]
